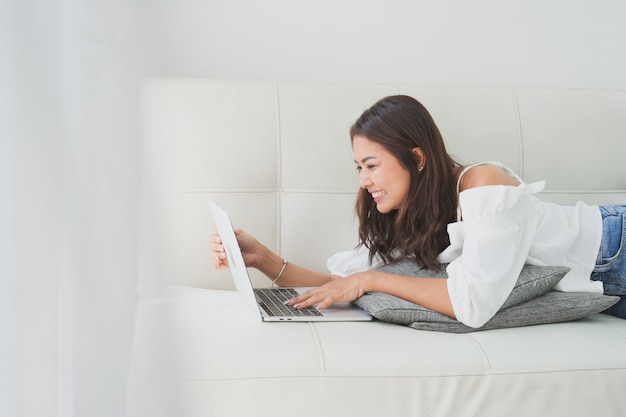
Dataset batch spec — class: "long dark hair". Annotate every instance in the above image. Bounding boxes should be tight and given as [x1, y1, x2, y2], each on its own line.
[351, 95, 460, 269]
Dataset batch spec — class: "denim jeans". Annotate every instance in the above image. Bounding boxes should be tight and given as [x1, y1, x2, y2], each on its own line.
[591, 204, 626, 318]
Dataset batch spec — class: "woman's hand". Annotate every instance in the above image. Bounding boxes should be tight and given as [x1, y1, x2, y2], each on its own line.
[210, 227, 335, 288]
[287, 269, 456, 320]
[284, 272, 371, 310]
[209, 227, 261, 269]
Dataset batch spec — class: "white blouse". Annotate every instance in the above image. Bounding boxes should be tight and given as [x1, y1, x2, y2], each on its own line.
[327, 162, 603, 328]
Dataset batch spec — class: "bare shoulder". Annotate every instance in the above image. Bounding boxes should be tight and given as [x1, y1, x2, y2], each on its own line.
[459, 164, 520, 191]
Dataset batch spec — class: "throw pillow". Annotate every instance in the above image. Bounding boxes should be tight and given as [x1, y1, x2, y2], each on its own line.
[354, 260, 619, 332]
[407, 291, 619, 333]
[373, 260, 568, 310]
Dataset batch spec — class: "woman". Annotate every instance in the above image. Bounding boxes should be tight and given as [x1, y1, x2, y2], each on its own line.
[210, 95, 626, 328]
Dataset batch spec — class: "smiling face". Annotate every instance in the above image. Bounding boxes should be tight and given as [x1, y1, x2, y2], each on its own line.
[352, 134, 411, 214]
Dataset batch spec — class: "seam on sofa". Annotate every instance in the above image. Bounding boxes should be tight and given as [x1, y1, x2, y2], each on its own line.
[309, 323, 328, 374]
[175, 367, 626, 381]
[592, 319, 626, 342]
[152, 189, 279, 194]
[155, 189, 626, 194]
[465, 334, 493, 371]
[275, 82, 284, 255]
[510, 88, 525, 179]
[281, 189, 358, 194]
[539, 189, 626, 194]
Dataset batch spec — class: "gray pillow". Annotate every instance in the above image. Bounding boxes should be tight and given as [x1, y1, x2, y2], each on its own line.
[354, 261, 619, 332]
[373, 260, 569, 310]
[407, 292, 620, 333]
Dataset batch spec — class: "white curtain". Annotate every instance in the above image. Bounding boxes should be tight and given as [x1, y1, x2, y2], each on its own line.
[1, 1, 140, 416]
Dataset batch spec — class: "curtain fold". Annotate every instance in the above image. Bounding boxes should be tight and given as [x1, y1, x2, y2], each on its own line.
[2, 1, 140, 416]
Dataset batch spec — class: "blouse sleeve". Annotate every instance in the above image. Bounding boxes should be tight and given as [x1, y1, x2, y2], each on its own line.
[446, 181, 544, 328]
[327, 246, 384, 277]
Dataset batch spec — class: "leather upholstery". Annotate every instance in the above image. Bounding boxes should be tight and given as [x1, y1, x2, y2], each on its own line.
[129, 79, 626, 417]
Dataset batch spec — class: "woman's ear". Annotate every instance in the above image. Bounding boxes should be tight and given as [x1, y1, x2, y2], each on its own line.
[412, 147, 426, 172]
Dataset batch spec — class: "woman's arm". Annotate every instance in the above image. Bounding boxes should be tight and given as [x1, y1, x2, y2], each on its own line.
[209, 228, 333, 287]
[458, 163, 520, 191]
[447, 163, 542, 327]
[252, 243, 333, 287]
[286, 270, 456, 319]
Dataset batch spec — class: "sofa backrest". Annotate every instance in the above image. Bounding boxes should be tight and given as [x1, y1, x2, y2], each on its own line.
[139, 79, 626, 291]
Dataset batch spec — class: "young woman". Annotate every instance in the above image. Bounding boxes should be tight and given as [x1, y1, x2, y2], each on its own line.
[210, 95, 626, 328]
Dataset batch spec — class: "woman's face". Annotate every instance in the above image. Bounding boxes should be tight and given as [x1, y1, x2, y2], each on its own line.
[352, 134, 411, 214]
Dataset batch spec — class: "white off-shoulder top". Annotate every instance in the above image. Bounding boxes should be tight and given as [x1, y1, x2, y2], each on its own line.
[327, 162, 603, 328]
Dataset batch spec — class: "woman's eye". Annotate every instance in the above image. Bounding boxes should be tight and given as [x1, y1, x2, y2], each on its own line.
[355, 164, 376, 173]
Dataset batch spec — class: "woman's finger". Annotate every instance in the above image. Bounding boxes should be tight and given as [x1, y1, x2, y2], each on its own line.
[289, 289, 333, 310]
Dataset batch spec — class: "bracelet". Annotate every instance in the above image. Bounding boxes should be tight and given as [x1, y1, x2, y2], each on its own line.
[271, 259, 288, 287]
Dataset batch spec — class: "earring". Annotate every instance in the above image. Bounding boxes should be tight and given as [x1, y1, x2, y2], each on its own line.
[418, 166, 424, 173]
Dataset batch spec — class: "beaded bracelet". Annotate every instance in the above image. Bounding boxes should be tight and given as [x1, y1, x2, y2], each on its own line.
[271, 259, 288, 287]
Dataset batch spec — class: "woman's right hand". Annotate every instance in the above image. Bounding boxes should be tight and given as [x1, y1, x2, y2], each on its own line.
[209, 227, 261, 269]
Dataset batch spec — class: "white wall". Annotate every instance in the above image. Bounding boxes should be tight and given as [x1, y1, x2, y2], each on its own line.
[140, 0, 626, 89]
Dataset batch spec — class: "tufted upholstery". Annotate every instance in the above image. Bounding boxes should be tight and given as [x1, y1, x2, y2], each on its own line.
[129, 79, 626, 417]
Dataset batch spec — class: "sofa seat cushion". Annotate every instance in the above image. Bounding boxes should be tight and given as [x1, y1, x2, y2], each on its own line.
[127, 286, 626, 417]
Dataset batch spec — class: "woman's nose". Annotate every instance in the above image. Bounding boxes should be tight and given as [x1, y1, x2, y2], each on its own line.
[359, 172, 372, 189]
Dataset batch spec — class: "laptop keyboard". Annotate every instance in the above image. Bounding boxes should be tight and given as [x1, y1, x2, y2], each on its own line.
[254, 288, 323, 317]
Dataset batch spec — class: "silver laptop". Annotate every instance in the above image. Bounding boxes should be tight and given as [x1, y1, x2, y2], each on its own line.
[208, 199, 372, 322]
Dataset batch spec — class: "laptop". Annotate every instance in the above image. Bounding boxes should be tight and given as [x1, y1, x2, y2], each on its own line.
[208, 199, 372, 322]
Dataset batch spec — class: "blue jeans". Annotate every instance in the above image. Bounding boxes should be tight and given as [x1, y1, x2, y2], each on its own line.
[591, 204, 626, 318]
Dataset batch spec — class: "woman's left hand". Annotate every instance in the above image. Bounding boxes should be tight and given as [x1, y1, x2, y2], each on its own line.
[284, 273, 371, 310]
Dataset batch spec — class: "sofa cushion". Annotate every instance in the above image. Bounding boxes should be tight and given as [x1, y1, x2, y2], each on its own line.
[354, 261, 620, 332]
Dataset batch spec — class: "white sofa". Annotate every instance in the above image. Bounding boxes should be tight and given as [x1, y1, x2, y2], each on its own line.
[128, 79, 626, 417]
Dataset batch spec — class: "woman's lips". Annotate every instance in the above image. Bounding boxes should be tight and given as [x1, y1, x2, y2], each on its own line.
[371, 190, 386, 201]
